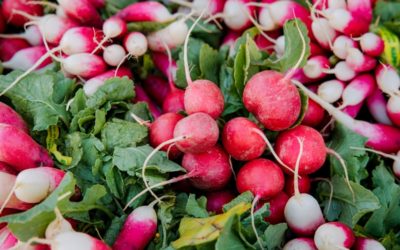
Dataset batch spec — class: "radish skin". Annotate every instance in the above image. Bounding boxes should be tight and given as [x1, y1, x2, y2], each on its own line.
[45, 208, 74, 240]
[206, 190, 235, 214]
[0, 102, 28, 133]
[151, 52, 177, 81]
[58, 0, 102, 27]
[302, 55, 330, 80]
[375, 64, 400, 96]
[59, 27, 103, 55]
[0, 124, 53, 171]
[124, 32, 148, 57]
[285, 175, 311, 196]
[162, 89, 185, 113]
[311, 17, 338, 50]
[103, 44, 126, 67]
[367, 89, 393, 125]
[143, 75, 170, 106]
[0, 172, 32, 211]
[62, 53, 107, 78]
[83, 68, 132, 96]
[1, 0, 43, 27]
[314, 222, 355, 250]
[0, 38, 30, 61]
[345, 48, 377, 73]
[283, 238, 317, 250]
[387, 95, 400, 127]
[359, 32, 384, 57]
[0, 227, 18, 250]
[147, 20, 189, 52]
[0, 25, 42, 46]
[221, 0, 254, 31]
[0, 162, 17, 175]
[341, 74, 376, 108]
[258, 192, 289, 224]
[343, 102, 364, 118]
[332, 35, 358, 60]
[354, 237, 385, 250]
[323, 61, 356, 82]
[47, 231, 111, 250]
[2, 46, 52, 71]
[347, 0, 373, 23]
[302, 99, 325, 127]
[325, 8, 370, 36]
[116, 1, 173, 23]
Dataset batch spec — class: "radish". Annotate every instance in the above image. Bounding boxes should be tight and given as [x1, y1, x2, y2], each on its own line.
[57, 0, 102, 27]
[354, 237, 385, 250]
[123, 32, 148, 58]
[322, 61, 356, 81]
[0, 162, 17, 175]
[343, 102, 364, 118]
[283, 238, 317, 250]
[284, 137, 325, 236]
[147, 20, 189, 52]
[0, 227, 18, 250]
[0, 124, 53, 171]
[0, 25, 42, 46]
[258, 192, 289, 224]
[332, 35, 358, 60]
[1, 46, 52, 71]
[275, 125, 326, 175]
[206, 190, 235, 214]
[293, 80, 400, 153]
[113, 205, 157, 250]
[375, 64, 400, 96]
[367, 89, 393, 125]
[182, 16, 224, 119]
[311, 17, 338, 50]
[1, 0, 43, 27]
[170, 0, 225, 17]
[208, 0, 254, 31]
[162, 89, 185, 113]
[358, 32, 384, 57]
[91, 17, 127, 54]
[340, 74, 375, 109]
[222, 117, 266, 161]
[133, 85, 162, 118]
[62, 53, 107, 79]
[0, 102, 28, 133]
[116, 1, 174, 23]
[0, 11, 5, 33]
[149, 113, 184, 159]
[285, 175, 311, 196]
[83, 67, 132, 96]
[302, 55, 330, 80]
[314, 222, 355, 250]
[347, 0, 373, 23]
[182, 145, 232, 190]
[45, 208, 74, 240]
[143, 75, 170, 106]
[58, 27, 103, 56]
[87, 0, 105, 9]
[323, 8, 370, 36]
[312, 0, 347, 10]
[0, 172, 32, 211]
[345, 48, 377, 73]
[102, 44, 126, 67]
[151, 52, 177, 81]
[0, 38, 30, 61]
[387, 95, 400, 126]
[302, 99, 325, 128]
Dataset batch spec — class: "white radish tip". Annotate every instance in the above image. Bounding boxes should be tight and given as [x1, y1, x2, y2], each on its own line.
[15, 169, 50, 203]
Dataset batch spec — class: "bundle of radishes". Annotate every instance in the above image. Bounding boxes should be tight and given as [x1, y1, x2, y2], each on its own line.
[0, 0, 399, 249]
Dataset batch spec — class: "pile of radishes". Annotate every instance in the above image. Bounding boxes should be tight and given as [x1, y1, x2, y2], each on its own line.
[0, 0, 399, 249]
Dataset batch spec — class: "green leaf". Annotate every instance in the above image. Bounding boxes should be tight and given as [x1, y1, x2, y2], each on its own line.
[327, 123, 369, 183]
[175, 39, 204, 88]
[224, 192, 254, 212]
[216, 215, 248, 250]
[317, 176, 381, 227]
[280, 19, 310, 73]
[220, 65, 245, 117]
[374, 1, 400, 22]
[0, 71, 72, 131]
[103, 215, 127, 246]
[101, 119, 148, 152]
[185, 194, 209, 218]
[263, 223, 288, 250]
[199, 43, 221, 84]
[127, 21, 172, 33]
[125, 102, 154, 123]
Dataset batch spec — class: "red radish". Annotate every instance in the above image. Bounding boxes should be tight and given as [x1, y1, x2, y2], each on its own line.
[57, 0, 102, 27]
[133, 85, 162, 118]
[116, 1, 174, 23]
[149, 113, 184, 159]
[387, 95, 400, 126]
[340, 74, 375, 109]
[0, 227, 18, 250]
[113, 205, 157, 250]
[347, 0, 373, 23]
[182, 145, 232, 190]
[222, 30, 241, 48]
[0, 172, 32, 211]
[254, 31, 281, 54]
[0, 11, 5, 33]
[283, 238, 317, 250]
[147, 20, 189, 52]
[87, 0, 105, 9]
[243, 70, 301, 131]
[1, 0, 43, 27]
[45, 208, 74, 240]
[332, 35, 358, 60]
[285, 175, 311, 196]
[358, 32, 384, 57]
[302, 55, 330, 81]
[0, 38, 30, 61]
[0, 25, 42, 46]
[345, 48, 377, 73]
[0, 124, 53, 171]
[302, 99, 325, 127]
[123, 32, 148, 57]
[222, 117, 266, 161]
[343, 102, 364, 118]
[173, 113, 219, 154]
[323, 8, 370, 36]
[275, 125, 326, 175]
[182, 16, 224, 119]
[284, 137, 325, 236]
[259, 192, 289, 224]
[103, 44, 126, 67]
[162, 89, 185, 113]
[314, 222, 355, 249]
[14, 167, 65, 203]
[35, 231, 110, 250]
[151, 52, 177, 81]
[310, 42, 326, 56]
[323, 61, 356, 81]
[2, 46, 52, 71]
[143, 75, 170, 106]
[0, 162, 17, 175]
[206, 190, 235, 214]
[294, 80, 400, 153]
[0, 209, 17, 230]
[354, 237, 385, 250]
[62, 53, 107, 79]
[0, 102, 28, 133]
[91, 17, 127, 54]
[367, 89, 393, 125]
[375, 64, 400, 96]
[83, 67, 132, 96]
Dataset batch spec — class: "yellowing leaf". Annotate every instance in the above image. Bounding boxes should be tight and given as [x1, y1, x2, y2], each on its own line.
[378, 26, 400, 67]
[47, 125, 72, 166]
[171, 202, 251, 249]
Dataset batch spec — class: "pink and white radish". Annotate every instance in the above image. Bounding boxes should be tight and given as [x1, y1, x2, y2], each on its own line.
[58, 27, 103, 55]
[45, 208, 74, 239]
[302, 55, 330, 81]
[0, 124, 53, 171]
[323, 61, 356, 81]
[123, 32, 148, 58]
[314, 222, 355, 250]
[83, 67, 132, 96]
[311, 0, 346, 11]
[147, 20, 189, 52]
[0, 25, 42, 46]
[340, 74, 375, 109]
[323, 8, 370, 36]
[283, 238, 317, 250]
[0, 227, 18, 250]
[345, 48, 377, 73]
[206, 190, 235, 214]
[35, 231, 111, 250]
[0, 102, 28, 133]
[358, 32, 384, 57]
[343, 102, 364, 118]
[354, 237, 385, 250]
[0, 38, 30, 61]
[1, 46, 52, 71]
[91, 17, 127, 54]
[57, 0, 102, 27]
[317, 80, 345, 104]
[347, 0, 373, 23]
[1, 0, 43, 27]
[116, 1, 174, 23]
[294, 80, 400, 153]
[213, 0, 254, 31]
[375, 64, 400, 96]
[367, 89, 393, 125]
[311, 17, 338, 50]
[170, 0, 225, 17]
[387, 95, 400, 126]
[332, 35, 358, 60]
[62, 53, 107, 79]
[113, 205, 157, 250]
[0, 172, 32, 211]
[102, 44, 126, 67]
